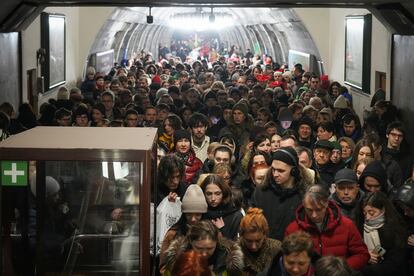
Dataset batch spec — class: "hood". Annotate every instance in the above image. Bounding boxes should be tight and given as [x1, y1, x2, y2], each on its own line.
[394, 179, 414, 210]
[163, 236, 244, 274]
[358, 160, 388, 193]
[295, 201, 342, 232]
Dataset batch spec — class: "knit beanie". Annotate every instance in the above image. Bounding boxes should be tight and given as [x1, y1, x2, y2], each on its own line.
[168, 85, 180, 95]
[314, 140, 334, 150]
[319, 107, 333, 121]
[278, 108, 293, 122]
[334, 95, 348, 109]
[152, 75, 161, 84]
[272, 147, 298, 167]
[358, 160, 388, 192]
[331, 141, 342, 151]
[232, 102, 249, 117]
[182, 184, 208, 213]
[174, 129, 191, 144]
[57, 88, 69, 100]
[297, 115, 314, 129]
[92, 103, 106, 116]
[73, 105, 88, 117]
[204, 91, 217, 102]
[155, 88, 169, 102]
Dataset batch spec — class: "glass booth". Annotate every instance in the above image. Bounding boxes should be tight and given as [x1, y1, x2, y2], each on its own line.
[0, 127, 157, 275]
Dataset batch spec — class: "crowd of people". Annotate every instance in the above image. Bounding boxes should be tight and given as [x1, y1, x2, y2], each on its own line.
[1, 46, 414, 276]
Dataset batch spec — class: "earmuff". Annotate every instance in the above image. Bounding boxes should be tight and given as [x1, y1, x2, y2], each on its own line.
[277, 148, 300, 178]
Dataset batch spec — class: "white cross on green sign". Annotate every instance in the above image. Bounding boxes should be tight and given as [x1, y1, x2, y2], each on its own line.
[1, 161, 28, 187]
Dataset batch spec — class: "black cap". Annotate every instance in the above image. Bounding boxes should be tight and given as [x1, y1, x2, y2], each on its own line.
[335, 168, 358, 185]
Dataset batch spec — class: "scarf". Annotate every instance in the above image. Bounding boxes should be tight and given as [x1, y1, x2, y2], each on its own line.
[175, 151, 190, 164]
[363, 213, 385, 251]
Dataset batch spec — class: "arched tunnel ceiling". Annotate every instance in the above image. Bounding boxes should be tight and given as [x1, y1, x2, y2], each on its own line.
[2, 0, 414, 33]
[90, 7, 322, 73]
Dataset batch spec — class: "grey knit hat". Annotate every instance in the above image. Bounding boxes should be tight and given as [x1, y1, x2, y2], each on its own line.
[182, 184, 208, 213]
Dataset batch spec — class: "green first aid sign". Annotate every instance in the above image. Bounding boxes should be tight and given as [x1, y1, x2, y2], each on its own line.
[1, 161, 28, 187]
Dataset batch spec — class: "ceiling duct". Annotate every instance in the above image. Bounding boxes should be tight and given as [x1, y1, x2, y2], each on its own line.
[0, 3, 43, 32]
[370, 3, 414, 35]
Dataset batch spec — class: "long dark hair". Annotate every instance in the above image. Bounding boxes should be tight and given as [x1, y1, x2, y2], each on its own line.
[157, 155, 185, 192]
[200, 174, 232, 206]
[356, 191, 407, 247]
[351, 139, 374, 169]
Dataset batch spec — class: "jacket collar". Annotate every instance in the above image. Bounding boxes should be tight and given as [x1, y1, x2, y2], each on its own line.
[296, 201, 342, 232]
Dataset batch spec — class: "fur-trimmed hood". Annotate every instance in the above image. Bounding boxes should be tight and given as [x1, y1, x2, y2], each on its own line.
[163, 236, 244, 275]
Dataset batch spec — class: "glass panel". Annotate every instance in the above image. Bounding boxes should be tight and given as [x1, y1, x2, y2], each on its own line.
[35, 161, 141, 274]
[1, 161, 35, 275]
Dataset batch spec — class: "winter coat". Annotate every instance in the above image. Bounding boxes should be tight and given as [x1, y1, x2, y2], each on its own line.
[252, 180, 303, 241]
[159, 216, 190, 267]
[204, 203, 243, 240]
[362, 223, 408, 276]
[218, 115, 254, 157]
[156, 181, 187, 207]
[162, 236, 244, 276]
[206, 119, 227, 142]
[338, 127, 362, 143]
[285, 201, 370, 271]
[382, 145, 410, 186]
[240, 178, 256, 208]
[174, 151, 203, 185]
[314, 161, 341, 190]
[239, 238, 281, 276]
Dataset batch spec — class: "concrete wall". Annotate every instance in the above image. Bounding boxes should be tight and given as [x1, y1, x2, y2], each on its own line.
[21, 7, 113, 105]
[294, 8, 330, 73]
[296, 8, 392, 118]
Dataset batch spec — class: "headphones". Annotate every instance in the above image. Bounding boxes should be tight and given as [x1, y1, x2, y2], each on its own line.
[276, 148, 300, 178]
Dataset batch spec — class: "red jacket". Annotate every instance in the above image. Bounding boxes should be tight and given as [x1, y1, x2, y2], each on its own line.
[173, 151, 202, 185]
[285, 201, 369, 271]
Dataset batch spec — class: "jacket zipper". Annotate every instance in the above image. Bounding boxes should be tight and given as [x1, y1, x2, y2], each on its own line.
[318, 233, 323, 255]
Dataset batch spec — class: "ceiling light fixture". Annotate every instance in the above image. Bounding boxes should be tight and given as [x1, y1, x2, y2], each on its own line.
[147, 7, 153, 24]
[209, 7, 215, 23]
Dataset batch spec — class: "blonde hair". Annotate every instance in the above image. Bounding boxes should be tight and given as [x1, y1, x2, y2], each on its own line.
[196, 173, 212, 186]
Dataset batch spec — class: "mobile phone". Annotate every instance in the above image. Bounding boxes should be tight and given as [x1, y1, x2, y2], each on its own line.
[373, 245, 386, 257]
